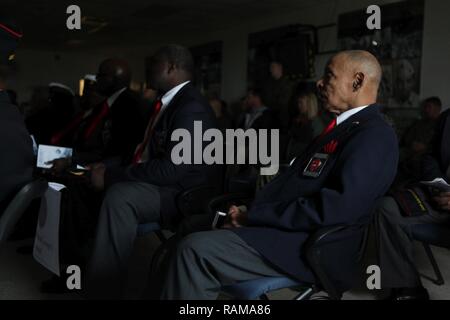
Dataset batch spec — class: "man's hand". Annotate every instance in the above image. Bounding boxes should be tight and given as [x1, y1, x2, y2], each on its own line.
[223, 205, 247, 229]
[433, 192, 450, 211]
[46, 157, 72, 176]
[89, 163, 106, 191]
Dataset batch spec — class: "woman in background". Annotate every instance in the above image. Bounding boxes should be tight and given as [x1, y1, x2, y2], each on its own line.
[286, 91, 324, 161]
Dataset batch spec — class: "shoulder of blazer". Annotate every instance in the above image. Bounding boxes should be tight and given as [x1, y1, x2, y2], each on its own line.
[335, 105, 397, 148]
[439, 109, 450, 129]
[165, 83, 209, 115]
[347, 104, 392, 128]
[112, 89, 139, 109]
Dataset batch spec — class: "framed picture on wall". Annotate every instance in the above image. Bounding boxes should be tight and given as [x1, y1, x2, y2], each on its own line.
[338, 0, 425, 109]
[247, 25, 315, 89]
[190, 41, 223, 99]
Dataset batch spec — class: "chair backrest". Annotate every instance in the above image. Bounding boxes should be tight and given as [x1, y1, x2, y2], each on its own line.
[306, 224, 368, 300]
[0, 179, 48, 243]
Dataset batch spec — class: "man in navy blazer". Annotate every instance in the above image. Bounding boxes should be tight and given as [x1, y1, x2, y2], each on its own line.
[160, 50, 399, 300]
[85, 45, 219, 298]
[0, 18, 34, 214]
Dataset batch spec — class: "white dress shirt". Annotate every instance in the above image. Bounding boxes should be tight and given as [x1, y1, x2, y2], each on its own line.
[138, 81, 191, 163]
[336, 105, 369, 126]
[107, 87, 127, 107]
[152, 81, 190, 129]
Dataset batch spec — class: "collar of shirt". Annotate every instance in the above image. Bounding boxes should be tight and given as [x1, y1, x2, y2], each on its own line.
[336, 105, 370, 126]
[245, 105, 268, 129]
[160, 81, 190, 107]
[107, 87, 127, 107]
[149, 81, 190, 132]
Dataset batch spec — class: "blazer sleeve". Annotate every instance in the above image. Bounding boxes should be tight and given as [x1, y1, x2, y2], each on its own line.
[422, 112, 447, 181]
[105, 101, 212, 187]
[247, 126, 399, 232]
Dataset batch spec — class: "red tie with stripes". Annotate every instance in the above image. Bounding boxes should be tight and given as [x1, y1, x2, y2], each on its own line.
[132, 99, 163, 164]
[320, 118, 337, 138]
[83, 101, 110, 140]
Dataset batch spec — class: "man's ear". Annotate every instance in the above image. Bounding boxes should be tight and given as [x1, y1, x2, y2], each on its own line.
[167, 63, 176, 75]
[353, 72, 365, 92]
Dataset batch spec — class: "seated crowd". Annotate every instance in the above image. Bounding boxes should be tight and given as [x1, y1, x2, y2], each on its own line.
[1, 18, 450, 301]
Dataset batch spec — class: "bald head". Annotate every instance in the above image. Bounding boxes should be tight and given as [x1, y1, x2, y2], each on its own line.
[316, 50, 382, 115]
[96, 58, 132, 96]
[339, 50, 382, 89]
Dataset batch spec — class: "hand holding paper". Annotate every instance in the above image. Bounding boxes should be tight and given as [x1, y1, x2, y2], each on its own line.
[37, 145, 73, 169]
[420, 178, 450, 192]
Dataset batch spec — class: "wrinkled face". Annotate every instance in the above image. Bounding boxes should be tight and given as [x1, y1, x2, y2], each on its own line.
[147, 56, 170, 92]
[316, 55, 354, 115]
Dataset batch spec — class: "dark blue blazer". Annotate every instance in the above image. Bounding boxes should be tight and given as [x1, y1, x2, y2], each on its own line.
[233, 104, 399, 284]
[105, 83, 220, 227]
[0, 91, 34, 213]
[422, 109, 450, 182]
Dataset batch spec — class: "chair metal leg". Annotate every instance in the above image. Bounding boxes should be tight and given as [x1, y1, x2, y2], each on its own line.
[421, 243, 445, 286]
[294, 287, 314, 300]
[260, 293, 270, 300]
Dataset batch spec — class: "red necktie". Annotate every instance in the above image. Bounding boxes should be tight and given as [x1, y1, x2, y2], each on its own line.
[83, 101, 110, 140]
[50, 112, 86, 145]
[132, 99, 163, 164]
[320, 118, 337, 138]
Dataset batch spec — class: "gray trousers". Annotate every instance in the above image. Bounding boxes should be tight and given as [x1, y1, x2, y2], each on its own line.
[85, 182, 161, 299]
[160, 230, 286, 300]
[374, 197, 448, 289]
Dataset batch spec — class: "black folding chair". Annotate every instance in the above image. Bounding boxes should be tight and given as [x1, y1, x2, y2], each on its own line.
[411, 223, 450, 286]
[221, 225, 368, 300]
[0, 179, 48, 243]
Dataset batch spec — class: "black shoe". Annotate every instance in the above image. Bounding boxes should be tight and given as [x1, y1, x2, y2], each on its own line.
[40, 275, 70, 294]
[387, 287, 430, 301]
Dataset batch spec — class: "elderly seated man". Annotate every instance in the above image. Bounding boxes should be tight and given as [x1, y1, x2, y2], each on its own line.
[159, 50, 399, 300]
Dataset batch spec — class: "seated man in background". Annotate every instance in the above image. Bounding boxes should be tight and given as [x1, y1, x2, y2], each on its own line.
[264, 61, 295, 134]
[26, 82, 76, 145]
[40, 61, 146, 293]
[375, 108, 450, 301]
[50, 59, 146, 170]
[230, 88, 279, 193]
[0, 18, 34, 214]
[85, 44, 220, 298]
[397, 97, 442, 183]
[160, 50, 399, 300]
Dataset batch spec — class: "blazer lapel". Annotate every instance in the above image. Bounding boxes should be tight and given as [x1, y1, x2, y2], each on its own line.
[297, 104, 381, 165]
